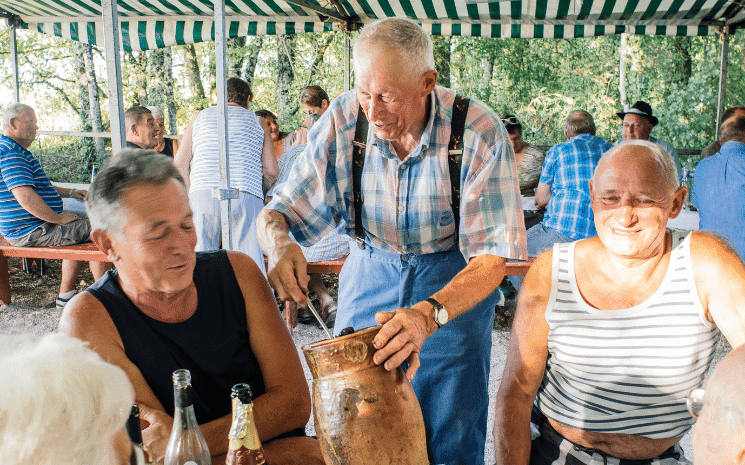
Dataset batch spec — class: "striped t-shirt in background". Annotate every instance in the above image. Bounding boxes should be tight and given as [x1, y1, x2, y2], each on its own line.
[190, 105, 265, 199]
[0, 135, 62, 239]
[536, 231, 720, 439]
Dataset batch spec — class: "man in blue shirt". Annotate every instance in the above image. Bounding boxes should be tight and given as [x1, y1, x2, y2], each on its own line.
[693, 115, 745, 262]
[528, 110, 611, 256]
[0, 103, 109, 307]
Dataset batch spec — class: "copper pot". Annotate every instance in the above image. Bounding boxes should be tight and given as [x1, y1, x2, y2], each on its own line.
[302, 326, 428, 465]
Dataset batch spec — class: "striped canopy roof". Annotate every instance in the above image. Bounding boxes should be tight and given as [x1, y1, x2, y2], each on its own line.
[2, 0, 744, 50]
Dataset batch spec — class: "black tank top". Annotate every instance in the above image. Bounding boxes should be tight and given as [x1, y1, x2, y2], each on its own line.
[87, 251, 265, 423]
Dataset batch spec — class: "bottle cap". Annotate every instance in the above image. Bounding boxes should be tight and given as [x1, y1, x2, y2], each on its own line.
[230, 383, 253, 403]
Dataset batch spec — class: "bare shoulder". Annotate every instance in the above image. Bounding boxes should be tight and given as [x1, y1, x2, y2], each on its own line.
[58, 290, 121, 350]
[689, 230, 745, 271]
[226, 250, 266, 286]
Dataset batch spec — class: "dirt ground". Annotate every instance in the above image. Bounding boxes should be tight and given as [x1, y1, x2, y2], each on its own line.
[0, 257, 726, 462]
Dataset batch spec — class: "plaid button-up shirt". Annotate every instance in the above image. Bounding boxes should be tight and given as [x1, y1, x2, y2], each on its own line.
[539, 133, 612, 240]
[266, 87, 527, 261]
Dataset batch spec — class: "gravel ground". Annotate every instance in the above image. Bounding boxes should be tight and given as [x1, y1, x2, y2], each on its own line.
[0, 260, 729, 463]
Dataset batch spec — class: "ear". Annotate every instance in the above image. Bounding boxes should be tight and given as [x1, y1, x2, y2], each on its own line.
[321, 99, 329, 111]
[588, 179, 595, 199]
[421, 69, 438, 95]
[91, 229, 120, 263]
[129, 123, 139, 136]
[736, 445, 745, 465]
[668, 185, 687, 219]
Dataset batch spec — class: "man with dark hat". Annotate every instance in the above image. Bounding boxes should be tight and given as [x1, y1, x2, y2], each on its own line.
[616, 100, 682, 179]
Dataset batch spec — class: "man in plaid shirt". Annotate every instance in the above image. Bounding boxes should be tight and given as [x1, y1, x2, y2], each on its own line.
[259, 18, 526, 464]
[529, 110, 611, 256]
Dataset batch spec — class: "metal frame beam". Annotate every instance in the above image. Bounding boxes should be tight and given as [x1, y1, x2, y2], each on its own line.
[8, 18, 19, 103]
[715, 26, 730, 132]
[214, 0, 236, 251]
[101, 0, 126, 154]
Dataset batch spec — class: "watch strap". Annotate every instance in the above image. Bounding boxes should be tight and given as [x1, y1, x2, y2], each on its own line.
[425, 297, 445, 328]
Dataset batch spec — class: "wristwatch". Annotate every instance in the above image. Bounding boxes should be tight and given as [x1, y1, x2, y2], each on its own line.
[425, 297, 449, 328]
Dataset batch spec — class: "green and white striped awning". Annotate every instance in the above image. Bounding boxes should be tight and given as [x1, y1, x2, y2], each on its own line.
[2, 0, 744, 50]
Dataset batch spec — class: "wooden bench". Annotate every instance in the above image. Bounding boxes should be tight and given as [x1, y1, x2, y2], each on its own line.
[282, 256, 535, 330]
[0, 239, 110, 305]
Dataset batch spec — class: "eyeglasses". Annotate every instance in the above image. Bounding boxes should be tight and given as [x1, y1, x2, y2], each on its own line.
[686, 388, 743, 419]
[501, 117, 520, 125]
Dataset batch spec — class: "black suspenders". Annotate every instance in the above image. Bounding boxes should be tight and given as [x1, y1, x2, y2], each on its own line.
[352, 95, 470, 249]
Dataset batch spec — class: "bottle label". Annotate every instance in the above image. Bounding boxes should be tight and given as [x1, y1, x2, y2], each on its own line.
[228, 401, 262, 450]
[184, 462, 198, 465]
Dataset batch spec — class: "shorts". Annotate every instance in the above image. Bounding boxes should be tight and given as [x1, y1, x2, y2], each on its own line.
[7, 219, 92, 248]
[530, 410, 692, 465]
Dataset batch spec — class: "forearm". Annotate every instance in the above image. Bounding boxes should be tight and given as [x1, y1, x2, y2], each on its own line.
[257, 209, 294, 257]
[13, 187, 65, 224]
[424, 254, 506, 320]
[493, 396, 534, 465]
[261, 133, 278, 195]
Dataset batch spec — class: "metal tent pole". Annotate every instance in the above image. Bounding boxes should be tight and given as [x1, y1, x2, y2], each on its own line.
[214, 0, 236, 250]
[344, 32, 351, 91]
[9, 19, 20, 103]
[716, 26, 730, 132]
[101, 0, 126, 154]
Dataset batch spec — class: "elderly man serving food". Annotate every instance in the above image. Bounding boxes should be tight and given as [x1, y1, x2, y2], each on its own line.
[494, 140, 745, 465]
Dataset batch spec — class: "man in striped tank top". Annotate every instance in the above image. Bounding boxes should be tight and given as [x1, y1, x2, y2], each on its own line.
[494, 140, 745, 465]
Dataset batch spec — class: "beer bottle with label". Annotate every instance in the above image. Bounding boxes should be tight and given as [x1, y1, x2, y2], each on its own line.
[164, 369, 211, 465]
[226, 383, 266, 465]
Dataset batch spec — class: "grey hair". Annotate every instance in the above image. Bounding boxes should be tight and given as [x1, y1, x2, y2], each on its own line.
[0, 333, 134, 465]
[86, 148, 185, 238]
[2, 103, 34, 131]
[145, 105, 165, 119]
[594, 140, 679, 194]
[564, 110, 596, 138]
[353, 18, 435, 79]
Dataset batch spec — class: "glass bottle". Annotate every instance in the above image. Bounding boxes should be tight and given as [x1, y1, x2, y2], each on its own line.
[225, 383, 266, 465]
[164, 369, 211, 465]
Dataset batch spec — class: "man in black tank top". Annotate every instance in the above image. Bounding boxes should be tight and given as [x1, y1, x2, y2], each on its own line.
[59, 150, 324, 465]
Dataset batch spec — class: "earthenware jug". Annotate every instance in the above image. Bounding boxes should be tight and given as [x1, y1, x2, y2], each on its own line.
[302, 325, 428, 465]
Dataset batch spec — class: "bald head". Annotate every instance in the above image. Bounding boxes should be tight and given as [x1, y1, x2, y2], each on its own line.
[692, 345, 745, 465]
[719, 116, 745, 145]
[594, 140, 679, 195]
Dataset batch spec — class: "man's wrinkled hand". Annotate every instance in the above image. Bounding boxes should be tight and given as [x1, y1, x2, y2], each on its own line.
[266, 241, 310, 305]
[372, 306, 434, 381]
[72, 189, 87, 200]
[58, 212, 80, 225]
[139, 404, 174, 465]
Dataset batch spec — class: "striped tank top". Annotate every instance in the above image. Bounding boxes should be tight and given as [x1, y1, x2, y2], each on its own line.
[190, 105, 265, 198]
[535, 230, 720, 439]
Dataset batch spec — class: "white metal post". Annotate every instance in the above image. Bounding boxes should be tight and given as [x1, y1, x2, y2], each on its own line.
[214, 0, 236, 250]
[101, 0, 126, 154]
[716, 26, 730, 132]
[9, 21, 20, 103]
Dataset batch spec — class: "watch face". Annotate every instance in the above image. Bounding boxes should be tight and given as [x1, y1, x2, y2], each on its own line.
[435, 307, 448, 326]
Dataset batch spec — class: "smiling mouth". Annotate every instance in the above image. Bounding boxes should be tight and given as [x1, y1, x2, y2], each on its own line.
[612, 228, 639, 235]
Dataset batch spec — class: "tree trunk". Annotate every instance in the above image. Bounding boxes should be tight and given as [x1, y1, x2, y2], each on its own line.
[148, 48, 166, 109]
[619, 33, 629, 111]
[227, 36, 246, 78]
[481, 56, 494, 103]
[432, 36, 451, 87]
[82, 44, 105, 163]
[673, 37, 693, 86]
[183, 44, 207, 108]
[243, 37, 264, 88]
[126, 51, 149, 105]
[277, 34, 296, 120]
[163, 48, 178, 134]
[75, 42, 95, 169]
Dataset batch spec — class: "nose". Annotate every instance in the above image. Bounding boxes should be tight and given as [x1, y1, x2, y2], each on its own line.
[615, 197, 636, 226]
[367, 98, 383, 121]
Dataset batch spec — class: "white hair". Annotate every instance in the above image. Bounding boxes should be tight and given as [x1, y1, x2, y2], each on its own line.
[0, 333, 135, 465]
[86, 148, 185, 239]
[594, 139, 680, 194]
[145, 106, 165, 119]
[3, 103, 34, 132]
[353, 18, 435, 79]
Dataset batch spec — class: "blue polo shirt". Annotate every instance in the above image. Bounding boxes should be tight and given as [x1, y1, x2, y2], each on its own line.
[692, 140, 745, 262]
[0, 135, 62, 239]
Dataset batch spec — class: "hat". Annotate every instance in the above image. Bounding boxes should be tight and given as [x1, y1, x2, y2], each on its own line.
[617, 101, 658, 126]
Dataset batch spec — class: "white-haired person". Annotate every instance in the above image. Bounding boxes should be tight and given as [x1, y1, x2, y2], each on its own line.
[494, 140, 745, 465]
[691, 344, 745, 464]
[258, 17, 526, 464]
[0, 332, 142, 465]
[145, 106, 180, 158]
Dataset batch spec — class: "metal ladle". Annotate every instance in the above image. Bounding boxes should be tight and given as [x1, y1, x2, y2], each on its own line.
[305, 294, 333, 339]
